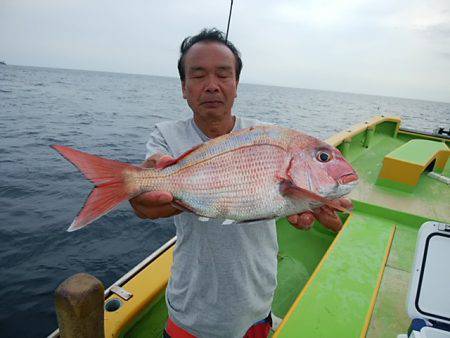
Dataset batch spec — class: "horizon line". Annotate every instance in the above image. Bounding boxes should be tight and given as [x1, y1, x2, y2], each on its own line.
[3, 63, 450, 105]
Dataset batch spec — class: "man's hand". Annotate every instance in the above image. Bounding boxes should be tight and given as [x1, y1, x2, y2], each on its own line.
[129, 154, 181, 219]
[287, 198, 353, 232]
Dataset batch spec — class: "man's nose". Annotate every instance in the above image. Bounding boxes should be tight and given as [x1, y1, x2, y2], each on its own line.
[205, 75, 220, 93]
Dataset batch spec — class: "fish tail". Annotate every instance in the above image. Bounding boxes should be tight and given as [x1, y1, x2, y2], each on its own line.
[52, 145, 144, 232]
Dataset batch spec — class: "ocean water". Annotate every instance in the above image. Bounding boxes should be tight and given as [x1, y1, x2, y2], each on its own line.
[0, 65, 448, 337]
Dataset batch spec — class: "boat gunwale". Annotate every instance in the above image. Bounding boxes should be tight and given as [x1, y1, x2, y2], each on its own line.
[325, 115, 402, 146]
[103, 236, 176, 299]
[47, 236, 177, 338]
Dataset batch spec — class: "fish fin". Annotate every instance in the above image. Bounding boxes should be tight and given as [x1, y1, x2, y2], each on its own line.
[221, 219, 236, 225]
[155, 156, 178, 170]
[171, 200, 195, 213]
[240, 217, 276, 225]
[52, 145, 143, 231]
[280, 180, 348, 213]
[198, 216, 210, 222]
[155, 144, 202, 169]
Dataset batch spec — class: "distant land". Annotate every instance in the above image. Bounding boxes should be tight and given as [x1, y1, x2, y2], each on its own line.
[0, 61, 7, 65]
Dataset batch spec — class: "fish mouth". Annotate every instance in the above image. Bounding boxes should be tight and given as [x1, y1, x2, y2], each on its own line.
[323, 180, 358, 200]
[337, 172, 358, 185]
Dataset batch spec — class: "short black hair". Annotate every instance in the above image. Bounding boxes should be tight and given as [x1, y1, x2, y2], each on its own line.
[177, 28, 243, 82]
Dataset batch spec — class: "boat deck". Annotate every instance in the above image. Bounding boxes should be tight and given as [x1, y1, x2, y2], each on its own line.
[348, 133, 450, 221]
[274, 119, 449, 337]
[367, 223, 418, 337]
[100, 117, 449, 338]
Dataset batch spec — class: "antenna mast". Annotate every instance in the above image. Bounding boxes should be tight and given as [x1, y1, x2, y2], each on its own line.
[225, 0, 234, 41]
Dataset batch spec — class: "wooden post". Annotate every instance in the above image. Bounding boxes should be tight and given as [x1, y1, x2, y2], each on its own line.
[55, 273, 105, 338]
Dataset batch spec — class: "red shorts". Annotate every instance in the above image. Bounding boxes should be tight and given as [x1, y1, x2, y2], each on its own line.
[164, 314, 272, 338]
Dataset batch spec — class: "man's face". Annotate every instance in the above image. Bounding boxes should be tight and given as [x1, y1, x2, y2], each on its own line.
[181, 41, 238, 120]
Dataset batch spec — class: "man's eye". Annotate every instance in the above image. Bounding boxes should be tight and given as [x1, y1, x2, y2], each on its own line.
[217, 71, 232, 78]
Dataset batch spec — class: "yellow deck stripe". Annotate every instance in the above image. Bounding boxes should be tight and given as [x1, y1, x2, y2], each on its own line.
[360, 224, 397, 338]
[273, 214, 354, 337]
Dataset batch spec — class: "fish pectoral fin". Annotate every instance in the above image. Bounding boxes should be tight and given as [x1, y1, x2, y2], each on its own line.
[171, 199, 195, 213]
[279, 180, 348, 213]
[220, 217, 276, 225]
[240, 217, 276, 224]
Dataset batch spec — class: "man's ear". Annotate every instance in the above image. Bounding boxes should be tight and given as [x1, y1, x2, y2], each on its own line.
[181, 81, 187, 99]
[234, 80, 239, 98]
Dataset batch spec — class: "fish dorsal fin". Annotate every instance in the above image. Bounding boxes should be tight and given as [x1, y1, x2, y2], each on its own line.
[155, 144, 203, 169]
[172, 126, 289, 169]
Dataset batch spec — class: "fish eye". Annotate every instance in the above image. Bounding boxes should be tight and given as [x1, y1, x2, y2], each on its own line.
[316, 150, 332, 162]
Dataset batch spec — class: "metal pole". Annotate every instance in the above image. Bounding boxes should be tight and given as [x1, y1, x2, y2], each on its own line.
[225, 0, 234, 41]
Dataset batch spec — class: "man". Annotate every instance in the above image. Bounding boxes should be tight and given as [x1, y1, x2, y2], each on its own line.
[130, 28, 350, 338]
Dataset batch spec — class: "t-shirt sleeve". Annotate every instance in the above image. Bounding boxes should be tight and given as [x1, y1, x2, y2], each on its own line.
[145, 126, 171, 159]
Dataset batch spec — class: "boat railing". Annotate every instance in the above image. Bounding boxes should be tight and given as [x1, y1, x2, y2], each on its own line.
[47, 236, 177, 338]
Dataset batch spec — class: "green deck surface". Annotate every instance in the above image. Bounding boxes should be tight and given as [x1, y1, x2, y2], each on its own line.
[273, 220, 336, 317]
[386, 139, 447, 165]
[366, 266, 411, 338]
[343, 129, 449, 338]
[364, 216, 431, 337]
[348, 133, 450, 221]
[276, 211, 395, 338]
[365, 211, 428, 338]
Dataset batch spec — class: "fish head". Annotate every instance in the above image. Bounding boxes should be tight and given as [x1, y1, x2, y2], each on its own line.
[288, 135, 359, 199]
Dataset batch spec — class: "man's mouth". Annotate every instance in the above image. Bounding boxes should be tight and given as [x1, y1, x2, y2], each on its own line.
[201, 101, 223, 108]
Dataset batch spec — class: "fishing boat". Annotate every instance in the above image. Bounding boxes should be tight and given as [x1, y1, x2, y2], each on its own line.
[49, 116, 449, 337]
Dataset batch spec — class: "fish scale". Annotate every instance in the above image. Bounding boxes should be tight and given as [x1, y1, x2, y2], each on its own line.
[140, 143, 290, 219]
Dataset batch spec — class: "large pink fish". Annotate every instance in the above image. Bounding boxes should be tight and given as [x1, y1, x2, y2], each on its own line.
[52, 125, 358, 231]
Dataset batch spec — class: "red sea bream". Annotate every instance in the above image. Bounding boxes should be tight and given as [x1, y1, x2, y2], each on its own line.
[53, 125, 358, 231]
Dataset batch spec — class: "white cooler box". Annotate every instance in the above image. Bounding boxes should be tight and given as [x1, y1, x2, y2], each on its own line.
[398, 221, 450, 338]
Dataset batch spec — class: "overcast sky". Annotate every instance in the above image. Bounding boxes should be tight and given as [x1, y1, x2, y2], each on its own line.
[1, 0, 449, 102]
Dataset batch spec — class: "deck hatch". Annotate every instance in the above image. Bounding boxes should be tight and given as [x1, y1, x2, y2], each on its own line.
[376, 139, 449, 191]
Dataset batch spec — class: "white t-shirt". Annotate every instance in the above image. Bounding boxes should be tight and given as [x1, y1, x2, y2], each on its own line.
[145, 116, 277, 338]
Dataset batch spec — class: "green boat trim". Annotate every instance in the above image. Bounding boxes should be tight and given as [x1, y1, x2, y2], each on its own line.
[49, 116, 450, 337]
